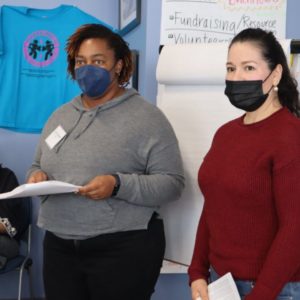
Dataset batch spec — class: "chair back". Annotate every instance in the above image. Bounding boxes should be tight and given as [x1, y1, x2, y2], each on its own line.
[17, 197, 32, 257]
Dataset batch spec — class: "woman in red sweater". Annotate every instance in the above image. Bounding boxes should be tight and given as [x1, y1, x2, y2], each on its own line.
[188, 28, 300, 300]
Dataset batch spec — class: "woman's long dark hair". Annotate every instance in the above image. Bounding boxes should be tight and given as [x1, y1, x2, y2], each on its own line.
[229, 28, 300, 117]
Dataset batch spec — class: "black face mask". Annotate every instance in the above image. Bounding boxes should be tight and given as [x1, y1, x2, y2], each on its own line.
[224, 73, 273, 112]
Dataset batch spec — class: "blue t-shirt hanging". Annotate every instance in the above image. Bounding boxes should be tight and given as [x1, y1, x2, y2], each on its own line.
[0, 5, 114, 133]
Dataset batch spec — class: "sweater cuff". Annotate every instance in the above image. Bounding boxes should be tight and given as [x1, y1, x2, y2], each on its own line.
[188, 274, 208, 286]
[188, 266, 210, 285]
[245, 281, 278, 300]
[0, 217, 17, 237]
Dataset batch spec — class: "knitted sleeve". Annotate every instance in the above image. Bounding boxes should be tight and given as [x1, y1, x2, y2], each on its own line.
[188, 206, 210, 284]
[245, 159, 300, 300]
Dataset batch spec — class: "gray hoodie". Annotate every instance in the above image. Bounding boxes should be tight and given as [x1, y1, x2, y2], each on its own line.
[27, 88, 184, 239]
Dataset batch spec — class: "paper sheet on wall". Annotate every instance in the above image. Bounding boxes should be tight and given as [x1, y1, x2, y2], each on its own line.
[0, 180, 81, 199]
[160, 0, 287, 45]
[157, 84, 241, 265]
[196, 273, 241, 300]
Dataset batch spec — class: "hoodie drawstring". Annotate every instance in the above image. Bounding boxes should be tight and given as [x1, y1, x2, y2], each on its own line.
[73, 107, 101, 139]
[55, 109, 84, 153]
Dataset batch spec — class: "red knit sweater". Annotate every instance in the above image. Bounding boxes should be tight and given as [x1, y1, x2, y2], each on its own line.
[188, 108, 300, 300]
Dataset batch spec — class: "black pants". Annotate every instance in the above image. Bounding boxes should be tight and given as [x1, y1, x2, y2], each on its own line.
[0, 235, 19, 269]
[43, 216, 165, 300]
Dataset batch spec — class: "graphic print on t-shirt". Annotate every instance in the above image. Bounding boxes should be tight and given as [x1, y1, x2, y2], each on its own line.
[23, 30, 59, 67]
[0, 5, 114, 132]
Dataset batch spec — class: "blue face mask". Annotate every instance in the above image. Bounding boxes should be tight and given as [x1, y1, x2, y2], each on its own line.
[75, 65, 111, 98]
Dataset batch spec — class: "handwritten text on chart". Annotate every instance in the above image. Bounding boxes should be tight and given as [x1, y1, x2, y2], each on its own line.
[168, 12, 277, 34]
[160, 0, 286, 44]
[166, 13, 277, 43]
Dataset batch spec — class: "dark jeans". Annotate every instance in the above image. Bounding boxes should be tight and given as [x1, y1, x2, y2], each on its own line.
[210, 266, 300, 300]
[43, 215, 165, 300]
[0, 235, 19, 269]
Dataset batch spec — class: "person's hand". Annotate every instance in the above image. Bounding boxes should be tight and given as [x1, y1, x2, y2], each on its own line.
[78, 175, 116, 200]
[27, 170, 48, 183]
[0, 223, 7, 234]
[191, 278, 209, 300]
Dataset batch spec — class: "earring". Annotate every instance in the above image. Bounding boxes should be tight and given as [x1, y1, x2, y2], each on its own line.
[273, 86, 279, 92]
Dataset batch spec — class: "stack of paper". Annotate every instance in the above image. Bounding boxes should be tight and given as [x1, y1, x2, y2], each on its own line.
[0, 180, 81, 200]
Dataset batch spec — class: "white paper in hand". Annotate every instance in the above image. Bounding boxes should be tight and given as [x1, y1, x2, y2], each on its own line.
[208, 273, 241, 300]
[196, 273, 240, 300]
[0, 180, 81, 200]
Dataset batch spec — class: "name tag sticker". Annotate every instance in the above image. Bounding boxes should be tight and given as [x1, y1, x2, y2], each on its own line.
[45, 125, 67, 149]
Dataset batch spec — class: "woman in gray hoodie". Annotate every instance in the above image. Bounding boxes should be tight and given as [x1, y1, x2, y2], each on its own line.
[27, 24, 184, 300]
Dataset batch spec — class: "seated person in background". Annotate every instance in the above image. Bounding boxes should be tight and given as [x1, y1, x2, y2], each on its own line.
[0, 164, 28, 269]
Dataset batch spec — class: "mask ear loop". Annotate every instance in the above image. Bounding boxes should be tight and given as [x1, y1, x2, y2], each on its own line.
[262, 70, 273, 83]
[109, 61, 122, 84]
[263, 82, 277, 96]
[264, 65, 283, 93]
[262, 70, 276, 94]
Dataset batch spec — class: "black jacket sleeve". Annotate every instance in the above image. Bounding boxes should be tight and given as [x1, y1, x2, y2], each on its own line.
[0, 165, 28, 240]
